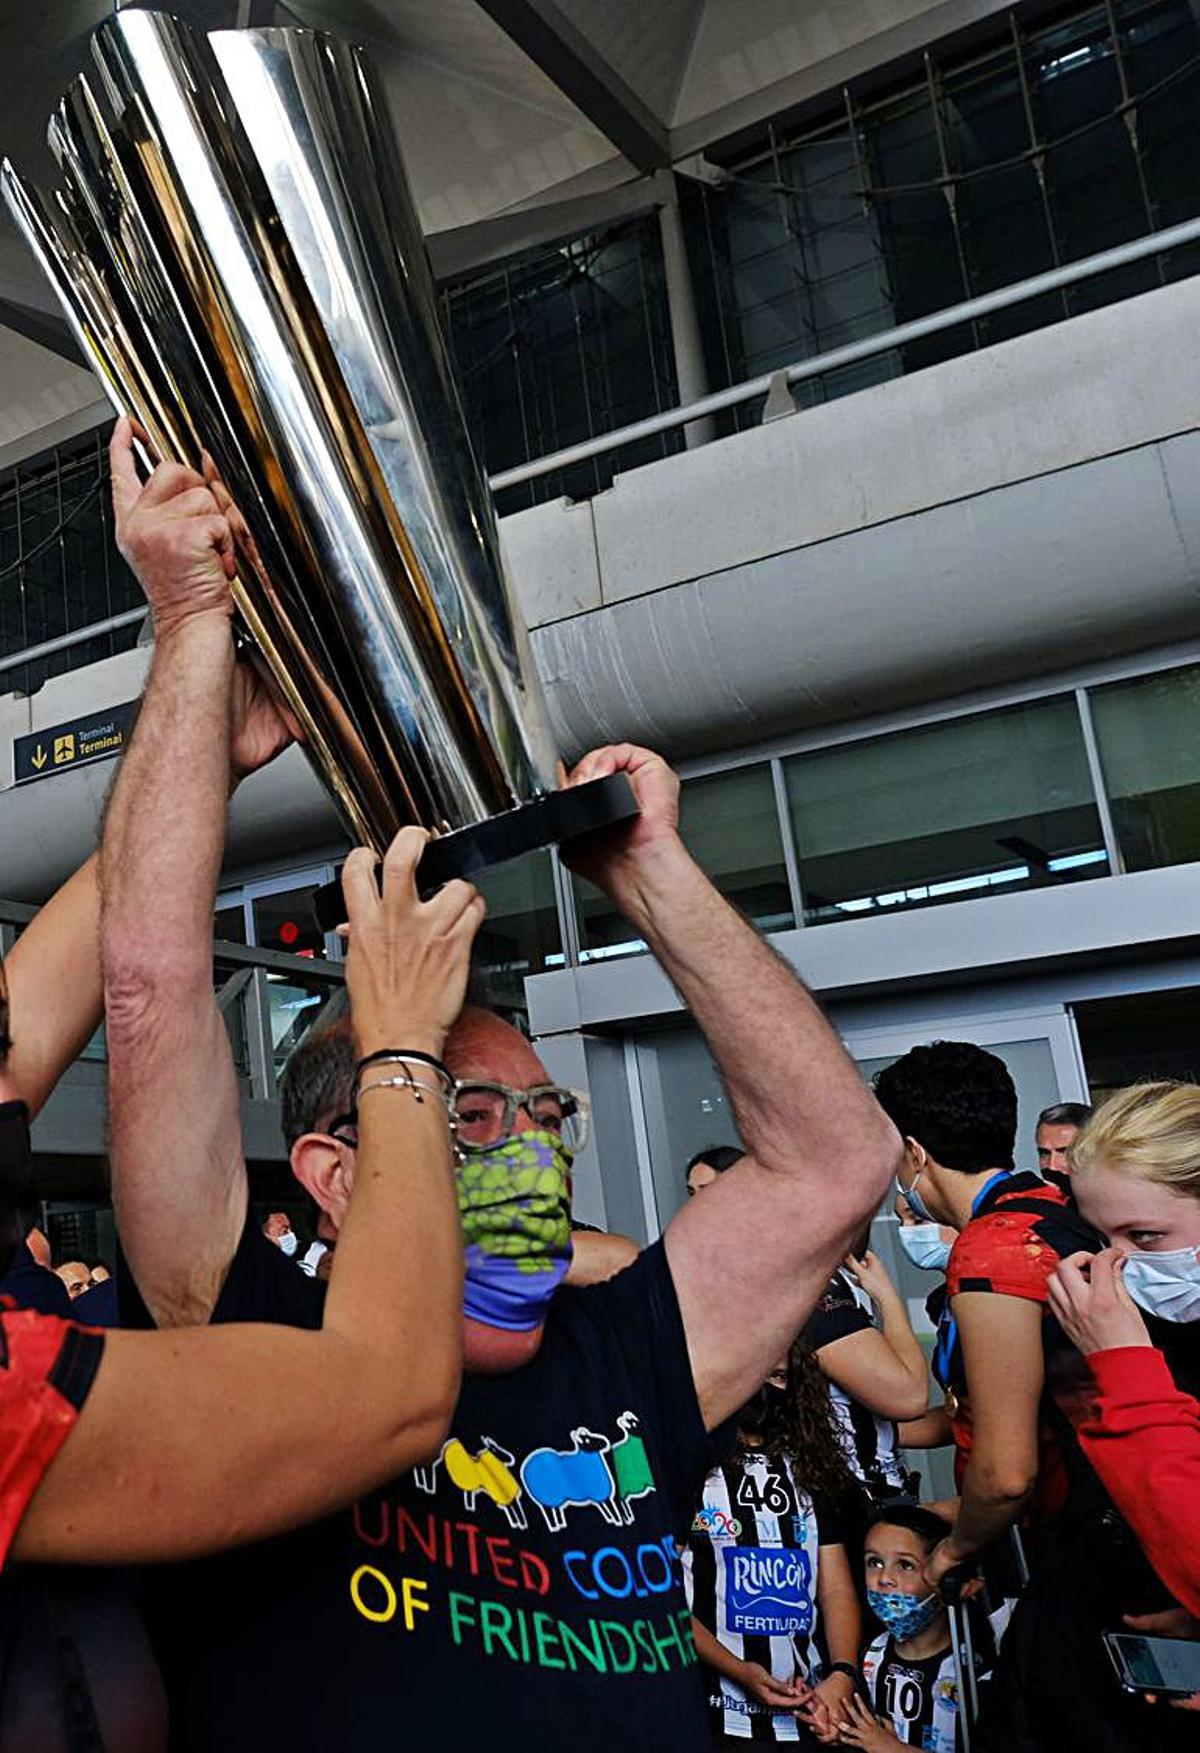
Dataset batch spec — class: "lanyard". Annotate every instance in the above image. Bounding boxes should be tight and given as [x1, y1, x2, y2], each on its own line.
[971, 1170, 1011, 1217]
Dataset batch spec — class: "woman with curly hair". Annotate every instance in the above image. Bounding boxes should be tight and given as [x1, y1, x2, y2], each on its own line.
[683, 1338, 863, 1747]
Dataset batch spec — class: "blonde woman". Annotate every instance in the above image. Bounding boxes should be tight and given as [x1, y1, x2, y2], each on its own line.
[1047, 1083, 1200, 1647]
[968, 1080, 1200, 1751]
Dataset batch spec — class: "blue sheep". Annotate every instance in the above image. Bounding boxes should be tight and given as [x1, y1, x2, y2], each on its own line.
[520, 1428, 622, 1532]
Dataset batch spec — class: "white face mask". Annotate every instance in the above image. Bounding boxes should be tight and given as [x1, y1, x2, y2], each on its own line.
[1121, 1246, 1200, 1323]
[897, 1222, 952, 1274]
[277, 1230, 298, 1258]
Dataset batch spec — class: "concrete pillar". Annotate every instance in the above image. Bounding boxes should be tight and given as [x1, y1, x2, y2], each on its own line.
[657, 175, 717, 450]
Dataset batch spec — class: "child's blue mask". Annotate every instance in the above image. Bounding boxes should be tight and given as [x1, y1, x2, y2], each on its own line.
[867, 1587, 942, 1641]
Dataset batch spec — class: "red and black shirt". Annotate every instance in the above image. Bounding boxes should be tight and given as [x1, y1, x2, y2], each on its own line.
[0, 1301, 103, 1565]
[934, 1172, 1099, 1510]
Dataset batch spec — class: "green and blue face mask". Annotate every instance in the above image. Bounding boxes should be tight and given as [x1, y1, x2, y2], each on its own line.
[454, 1130, 573, 1332]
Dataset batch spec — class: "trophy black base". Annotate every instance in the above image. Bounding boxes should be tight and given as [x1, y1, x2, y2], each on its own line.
[312, 771, 639, 931]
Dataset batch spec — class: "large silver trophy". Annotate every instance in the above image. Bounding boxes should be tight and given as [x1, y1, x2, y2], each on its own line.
[2, 9, 634, 908]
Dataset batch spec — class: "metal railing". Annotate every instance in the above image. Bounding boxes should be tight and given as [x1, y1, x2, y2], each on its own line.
[213, 938, 345, 1102]
[489, 214, 1200, 489]
[0, 608, 147, 682]
[5, 212, 1200, 675]
[0, 898, 345, 1111]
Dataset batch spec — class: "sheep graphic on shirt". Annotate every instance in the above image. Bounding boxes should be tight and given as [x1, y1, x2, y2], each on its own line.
[520, 1429, 624, 1532]
[610, 1411, 656, 1522]
[413, 1436, 528, 1529]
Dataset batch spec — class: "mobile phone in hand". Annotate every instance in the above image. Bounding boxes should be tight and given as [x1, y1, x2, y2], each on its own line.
[1104, 1630, 1200, 1697]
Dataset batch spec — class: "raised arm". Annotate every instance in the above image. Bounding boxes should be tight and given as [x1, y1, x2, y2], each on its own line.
[821, 1251, 930, 1421]
[102, 418, 291, 1327]
[3, 856, 102, 1119]
[14, 830, 481, 1565]
[566, 745, 900, 1429]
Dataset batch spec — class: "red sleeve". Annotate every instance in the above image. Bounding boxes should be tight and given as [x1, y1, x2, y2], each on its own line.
[1075, 1345, 1200, 1618]
[947, 1211, 1060, 1305]
[0, 1307, 105, 1568]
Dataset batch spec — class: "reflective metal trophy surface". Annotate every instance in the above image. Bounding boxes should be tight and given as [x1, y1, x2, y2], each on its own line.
[2, 9, 635, 911]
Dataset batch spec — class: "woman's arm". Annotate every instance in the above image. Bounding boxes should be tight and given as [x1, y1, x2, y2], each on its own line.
[3, 855, 102, 1119]
[898, 1404, 953, 1449]
[689, 1617, 807, 1710]
[1074, 1347, 1200, 1618]
[566, 1231, 639, 1287]
[801, 1544, 861, 1737]
[825, 1253, 929, 1421]
[1048, 1249, 1200, 1617]
[816, 1327, 929, 1423]
[12, 828, 482, 1565]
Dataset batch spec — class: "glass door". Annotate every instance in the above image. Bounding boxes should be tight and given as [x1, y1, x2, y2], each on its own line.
[629, 1005, 1087, 1241]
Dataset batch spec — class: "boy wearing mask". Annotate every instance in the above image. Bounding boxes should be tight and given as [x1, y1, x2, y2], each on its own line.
[838, 1504, 966, 1753]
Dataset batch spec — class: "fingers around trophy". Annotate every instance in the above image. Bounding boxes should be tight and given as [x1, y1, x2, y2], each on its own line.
[202, 516, 238, 582]
[380, 826, 429, 902]
[138, 458, 210, 509]
[429, 877, 480, 925]
[450, 891, 488, 950]
[341, 846, 382, 925]
[109, 418, 145, 520]
[568, 747, 617, 787]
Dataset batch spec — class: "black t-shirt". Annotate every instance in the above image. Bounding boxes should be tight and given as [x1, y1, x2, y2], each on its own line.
[124, 1222, 714, 1751]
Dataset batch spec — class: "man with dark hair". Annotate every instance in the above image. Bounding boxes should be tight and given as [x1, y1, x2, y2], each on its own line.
[872, 1042, 1096, 1592]
[1035, 1100, 1092, 1185]
[108, 429, 901, 1753]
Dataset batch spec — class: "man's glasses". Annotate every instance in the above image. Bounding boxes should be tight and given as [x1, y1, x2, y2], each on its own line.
[327, 1081, 589, 1155]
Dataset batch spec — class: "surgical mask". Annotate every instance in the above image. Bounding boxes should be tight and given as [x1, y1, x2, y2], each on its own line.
[455, 1131, 573, 1332]
[277, 1230, 298, 1257]
[867, 1587, 942, 1641]
[1121, 1246, 1200, 1324]
[898, 1222, 952, 1274]
[895, 1167, 936, 1225]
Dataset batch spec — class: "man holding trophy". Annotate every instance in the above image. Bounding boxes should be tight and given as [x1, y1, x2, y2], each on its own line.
[4, 10, 901, 1746]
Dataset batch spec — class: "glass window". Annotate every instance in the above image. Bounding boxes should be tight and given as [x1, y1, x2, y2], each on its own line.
[214, 902, 247, 944]
[471, 850, 560, 1016]
[1089, 663, 1200, 869]
[681, 0, 1200, 427]
[442, 214, 680, 512]
[939, 41, 1063, 346]
[0, 426, 142, 694]
[575, 763, 793, 961]
[263, 972, 330, 1080]
[784, 698, 1108, 924]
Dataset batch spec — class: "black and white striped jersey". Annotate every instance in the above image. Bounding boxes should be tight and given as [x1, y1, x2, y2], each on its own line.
[863, 1633, 961, 1751]
[805, 1271, 906, 1498]
[683, 1450, 844, 1743]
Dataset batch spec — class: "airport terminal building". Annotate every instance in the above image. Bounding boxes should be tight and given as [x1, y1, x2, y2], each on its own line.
[3, 0, 1200, 1293]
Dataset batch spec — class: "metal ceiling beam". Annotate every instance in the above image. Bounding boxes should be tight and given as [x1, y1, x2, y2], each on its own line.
[0, 298, 86, 367]
[427, 170, 670, 280]
[473, 0, 670, 173]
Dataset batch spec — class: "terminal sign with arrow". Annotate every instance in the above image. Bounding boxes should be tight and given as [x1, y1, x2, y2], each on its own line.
[14, 702, 139, 786]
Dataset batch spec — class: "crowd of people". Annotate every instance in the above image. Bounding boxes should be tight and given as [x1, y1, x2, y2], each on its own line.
[683, 1066, 1200, 1749]
[0, 418, 1191, 1750]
